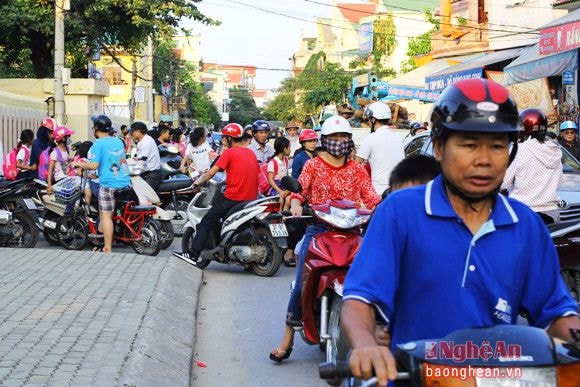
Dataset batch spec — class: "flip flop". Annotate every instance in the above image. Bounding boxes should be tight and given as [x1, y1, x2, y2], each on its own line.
[283, 257, 296, 267]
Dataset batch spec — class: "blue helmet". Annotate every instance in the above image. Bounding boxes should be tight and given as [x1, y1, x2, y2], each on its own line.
[251, 119, 270, 133]
[560, 121, 578, 133]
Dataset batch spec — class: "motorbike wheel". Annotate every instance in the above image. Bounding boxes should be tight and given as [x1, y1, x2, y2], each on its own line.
[158, 220, 175, 250]
[56, 214, 89, 250]
[251, 227, 283, 277]
[42, 213, 61, 246]
[326, 293, 350, 386]
[164, 199, 189, 237]
[131, 218, 162, 256]
[6, 211, 39, 248]
[181, 227, 211, 269]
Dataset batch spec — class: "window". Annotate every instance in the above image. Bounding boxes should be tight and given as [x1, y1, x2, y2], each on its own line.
[103, 66, 125, 86]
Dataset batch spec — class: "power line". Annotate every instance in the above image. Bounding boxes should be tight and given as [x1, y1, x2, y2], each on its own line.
[231, 0, 538, 43]
[305, 0, 540, 35]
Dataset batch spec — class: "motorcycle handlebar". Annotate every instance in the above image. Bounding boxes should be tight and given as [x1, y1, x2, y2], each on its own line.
[319, 361, 409, 385]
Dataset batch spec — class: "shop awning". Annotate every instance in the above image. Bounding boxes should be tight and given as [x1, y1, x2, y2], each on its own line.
[503, 43, 578, 85]
[425, 47, 525, 91]
[387, 58, 451, 102]
[387, 53, 483, 101]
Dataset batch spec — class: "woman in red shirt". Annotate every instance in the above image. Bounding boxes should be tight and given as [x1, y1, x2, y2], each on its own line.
[269, 116, 380, 363]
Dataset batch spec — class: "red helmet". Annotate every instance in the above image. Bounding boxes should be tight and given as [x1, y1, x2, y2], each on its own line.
[40, 117, 57, 131]
[430, 79, 519, 141]
[298, 129, 318, 142]
[519, 108, 547, 137]
[221, 123, 244, 138]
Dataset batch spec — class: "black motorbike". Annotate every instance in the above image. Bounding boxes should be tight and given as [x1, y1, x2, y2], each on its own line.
[0, 177, 41, 247]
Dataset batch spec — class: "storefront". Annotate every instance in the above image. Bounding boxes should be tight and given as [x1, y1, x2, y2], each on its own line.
[504, 9, 579, 124]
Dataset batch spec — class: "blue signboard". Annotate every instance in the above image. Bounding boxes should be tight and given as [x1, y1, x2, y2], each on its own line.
[387, 85, 441, 102]
[562, 70, 575, 85]
[358, 22, 373, 54]
[426, 68, 483, 91]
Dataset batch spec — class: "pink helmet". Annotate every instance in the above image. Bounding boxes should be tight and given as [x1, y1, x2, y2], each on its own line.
[53, 126, 75, 142]
[40, 117, 57, 131]
[221, 123, 244, 138]
[298, 129, 318, 142]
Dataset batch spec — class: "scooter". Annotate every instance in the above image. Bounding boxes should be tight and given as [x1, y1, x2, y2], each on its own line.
[0, 177, 41, 247]
[319, 325, 580, 386]
[281, 176, 373, 368]
[180, 179, 285, 277]
[550, 220, 580, 308]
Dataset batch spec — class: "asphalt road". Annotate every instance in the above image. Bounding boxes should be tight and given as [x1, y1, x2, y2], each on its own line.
[192, 263, 328, 387]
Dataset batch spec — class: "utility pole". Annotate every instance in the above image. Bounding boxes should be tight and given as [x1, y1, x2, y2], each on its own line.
[54, 0, 67, 124]
[129, 57, 137, 123]
[145, 37, 154, 126]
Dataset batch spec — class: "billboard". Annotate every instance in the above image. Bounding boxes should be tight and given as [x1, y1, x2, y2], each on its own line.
[358, 22, 374, 54]
[539, 20, 580, 55]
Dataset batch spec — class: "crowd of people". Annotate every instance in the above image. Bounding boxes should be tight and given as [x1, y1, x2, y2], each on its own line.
[1, 78, 579, 383]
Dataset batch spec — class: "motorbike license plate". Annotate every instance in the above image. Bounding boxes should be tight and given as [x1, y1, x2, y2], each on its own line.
[23, 198, 37, 210]
[269, 223, 289, 238]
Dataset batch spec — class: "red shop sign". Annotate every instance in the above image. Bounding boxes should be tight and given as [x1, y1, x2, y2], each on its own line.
[540, 20, 580, 55]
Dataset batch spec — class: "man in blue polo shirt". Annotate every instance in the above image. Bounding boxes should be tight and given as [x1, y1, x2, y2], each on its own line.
[341, 79, 580, 385]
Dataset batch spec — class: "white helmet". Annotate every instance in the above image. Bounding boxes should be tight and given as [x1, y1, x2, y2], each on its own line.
[364, 102, 391, 120]
[321, 115, 353, 136]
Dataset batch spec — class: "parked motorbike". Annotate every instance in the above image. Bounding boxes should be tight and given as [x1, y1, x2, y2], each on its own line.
[55, 173, 163, 256]
[180, 179, 285, 276]
[550, 220, 580, 309]
[0, 177, 41, 247]
[280, 176, 372, 367]
[319, 325, 580, 386]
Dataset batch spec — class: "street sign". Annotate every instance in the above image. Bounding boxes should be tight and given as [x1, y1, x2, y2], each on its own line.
[562, 70, 575, 85]
[134, 86, 145, 103]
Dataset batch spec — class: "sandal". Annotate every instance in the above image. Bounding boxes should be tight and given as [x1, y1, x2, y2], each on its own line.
[284, 257, 296, 267]
[92, 246, 104, 252]
[269, 347, 293, 363]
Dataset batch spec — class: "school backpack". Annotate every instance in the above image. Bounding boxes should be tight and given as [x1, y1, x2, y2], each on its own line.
[2, 146, 29, 181]
[38, 147, 66, 181]
[257, 157, 288, 195]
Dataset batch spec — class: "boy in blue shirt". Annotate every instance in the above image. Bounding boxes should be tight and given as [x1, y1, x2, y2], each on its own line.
[72, 115, 131, 254]
[341, 79, 580, 385]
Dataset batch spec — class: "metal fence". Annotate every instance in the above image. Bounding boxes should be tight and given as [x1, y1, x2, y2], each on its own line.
[0, 90, 46, 155]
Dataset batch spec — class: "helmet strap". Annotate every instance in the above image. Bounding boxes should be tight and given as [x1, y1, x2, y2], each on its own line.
[442, 174, 498, 211]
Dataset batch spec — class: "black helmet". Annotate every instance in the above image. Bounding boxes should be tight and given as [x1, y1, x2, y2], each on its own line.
[91, 114, 113, 132]
[519, 108, 547, 140]
[431, 79, 519, 141]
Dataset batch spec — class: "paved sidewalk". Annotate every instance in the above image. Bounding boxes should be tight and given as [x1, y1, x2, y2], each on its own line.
[0, 248, 202, 386]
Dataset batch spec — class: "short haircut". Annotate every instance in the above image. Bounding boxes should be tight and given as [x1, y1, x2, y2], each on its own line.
[130, 121, 148, 134]
[158, 126, 170, 136]
[388, 155, 441, 189]
[274, 136, 290, 154]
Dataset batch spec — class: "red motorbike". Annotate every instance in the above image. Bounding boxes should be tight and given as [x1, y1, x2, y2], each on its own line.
[287, 197, 372, 367]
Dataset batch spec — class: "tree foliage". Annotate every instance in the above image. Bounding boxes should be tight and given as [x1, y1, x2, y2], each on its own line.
[400, 9, 438, 74]
[264, 52, 351, 123]
[228, 87, 261, 126]
[152, 37, 220, 128]
[0, 0, 216, 78]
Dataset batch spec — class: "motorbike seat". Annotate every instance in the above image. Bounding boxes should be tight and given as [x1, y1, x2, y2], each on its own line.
[157, 178, 193, 192]
[115, 186, 138, 203]
[224, 201, 250, 220]
[129, 205, 157, 212]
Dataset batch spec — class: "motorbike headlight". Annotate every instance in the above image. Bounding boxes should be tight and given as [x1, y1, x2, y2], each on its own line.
[0, 210, 12, 225]
[314, 206, 371, 229]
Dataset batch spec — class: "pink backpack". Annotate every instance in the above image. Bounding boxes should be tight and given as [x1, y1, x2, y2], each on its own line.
[38, 147, 66, 181]
[2, 146, 29, 181]
[257, 157, 288, 195]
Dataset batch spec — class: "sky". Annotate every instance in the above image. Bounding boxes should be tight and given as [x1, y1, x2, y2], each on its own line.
[185, 0, 334, 90]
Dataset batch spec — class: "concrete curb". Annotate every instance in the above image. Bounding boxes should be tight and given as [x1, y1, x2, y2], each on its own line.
[119, 260, 204, 386]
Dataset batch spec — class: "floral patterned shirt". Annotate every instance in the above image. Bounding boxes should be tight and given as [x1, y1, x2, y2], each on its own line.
[293, 156, 380, 209]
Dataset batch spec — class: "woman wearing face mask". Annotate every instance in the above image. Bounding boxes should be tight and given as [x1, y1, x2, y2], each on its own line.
[46, 126, 75, 194]
[269, 116, 380, 363]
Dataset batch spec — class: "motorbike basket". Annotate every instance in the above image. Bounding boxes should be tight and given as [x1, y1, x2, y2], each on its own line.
[54, 178, 79, 205]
